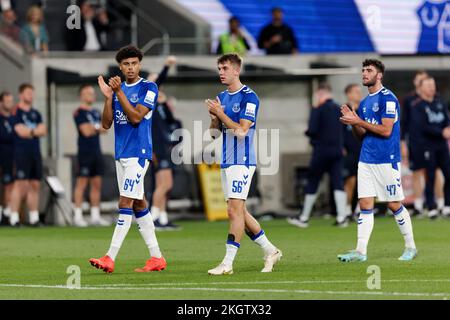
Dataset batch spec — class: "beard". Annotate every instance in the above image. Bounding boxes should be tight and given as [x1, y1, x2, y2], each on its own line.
[363, 78, 377, 87]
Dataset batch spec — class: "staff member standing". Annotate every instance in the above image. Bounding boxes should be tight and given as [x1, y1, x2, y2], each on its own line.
[9, 83, 47, 226]
[287, 83, 348, 228]
[72, 84, 109, 227]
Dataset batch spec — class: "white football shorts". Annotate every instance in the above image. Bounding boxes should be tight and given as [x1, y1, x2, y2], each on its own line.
[115, 157, 150, 200]
[358, 162, 404, 202]
[221, 165, 256, 201]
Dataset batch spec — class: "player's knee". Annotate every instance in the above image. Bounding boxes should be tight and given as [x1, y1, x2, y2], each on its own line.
[132, 199, 147, 212]
[118, 197, 133, 209]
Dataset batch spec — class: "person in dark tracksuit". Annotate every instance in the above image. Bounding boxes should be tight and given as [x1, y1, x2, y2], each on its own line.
[0, 91, 15, 225]
[415, 76, 450, 218]
[287, 83, 348, 228]
[342, 84, 362, 219]
[401, 70, 444, 214]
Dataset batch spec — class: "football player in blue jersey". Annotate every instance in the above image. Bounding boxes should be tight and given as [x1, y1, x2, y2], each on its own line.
[205, 53, 282, 275]
[89, 45, 166, 273]
[338, 59, 417, 262]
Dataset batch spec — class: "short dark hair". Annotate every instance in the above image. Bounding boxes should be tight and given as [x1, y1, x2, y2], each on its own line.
[217, 53, 242, 68]
[272, 7, 283, 14]
[229, 16, 239, 24]
[78, 83, 93, 94]
[317, 82, 331, 92]
[0, 91, 12, 102]
[344, 83, 359, 94]
[18, 83, 34, 93]
[362, 59, 385, 74]
[115, 45, 143, 64]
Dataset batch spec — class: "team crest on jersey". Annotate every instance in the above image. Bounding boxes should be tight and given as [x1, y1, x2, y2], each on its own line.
[372, 103, 379, 112]
[232, 103, 240, 113]
[130, 93, 139, 103]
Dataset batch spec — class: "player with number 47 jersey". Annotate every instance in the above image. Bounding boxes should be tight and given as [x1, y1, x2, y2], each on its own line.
[205, 53, 282, 275]
[338, 59, 417, 263]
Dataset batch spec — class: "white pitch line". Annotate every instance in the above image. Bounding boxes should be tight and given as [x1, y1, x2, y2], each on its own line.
[0, 283, 449, 298]
[92, 279, 450, 287]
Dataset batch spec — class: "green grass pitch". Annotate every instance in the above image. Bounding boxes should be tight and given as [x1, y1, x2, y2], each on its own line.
[0, 216, 449, 300]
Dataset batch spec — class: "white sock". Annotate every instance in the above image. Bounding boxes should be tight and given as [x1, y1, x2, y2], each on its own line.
[29, 210, 39, 224]
[74, 207, 83, 220]
[334, 190, 348, 223]
[300, 193, 318, 222]
[437, 198, 445, 210]
[10, 211, 19, 225]
[135, 208, 162, 258]
[90, 206, 101, 221]
[151, 206, 160, 222]
[393, 206, 416, 249]
[3, 207, 11, 217]
[346, 204, 352, 217]
[106, 208, 133, 261]
[414, 198, 423, 211]
[250, 230, 277, 255]
[222, 242, 239, 267]
[356, 209, 374, 255]
[159, 210, 168, 225]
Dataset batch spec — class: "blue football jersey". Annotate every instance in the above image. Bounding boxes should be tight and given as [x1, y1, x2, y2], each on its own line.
[358, 87, 401, 164]
[112, 78, 157, 160]
[217, 85, 259, 168]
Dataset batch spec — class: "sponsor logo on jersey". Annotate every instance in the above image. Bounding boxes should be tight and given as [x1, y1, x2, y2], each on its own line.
[386, 101, 396, 115]
[144, 90, 156, 105]
[115, 110, 129, 124]
[245, 103, 256, 118]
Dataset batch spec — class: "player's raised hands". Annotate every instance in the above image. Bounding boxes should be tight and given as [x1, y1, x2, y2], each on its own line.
[205, 96, 223, 118]
[98, 76, 113, 99]
[340, 105, 361, 126]
[108, 76, 122, 93]
[165, 55, 177, 67]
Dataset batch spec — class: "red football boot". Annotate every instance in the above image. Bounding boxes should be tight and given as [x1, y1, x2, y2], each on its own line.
[134, 256, 167, 272]
[89, 255, 115, 273]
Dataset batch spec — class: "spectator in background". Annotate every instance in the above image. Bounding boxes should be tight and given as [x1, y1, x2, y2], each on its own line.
[147, 56, 181, 230]
[342, 84, 362, 219]
[0, 9, 20, 44]
[9, 84, 47, 226]
[415, 76, 450, 218]
[20, 5, 49, 54]
[65, 1, 110, 51]
[0, 91, 15, 225]
[287, 83, 348, 228]
[217, 16, 250, 56]
[257, 7, 298, 55]
[72, 84, 109, 227]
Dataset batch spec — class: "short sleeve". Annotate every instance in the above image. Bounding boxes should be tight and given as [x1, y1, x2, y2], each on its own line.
[239, 93, 259, 123]
[74, 110, 88, 126]
[381, 96, 398, 119]
[138, 82, 158, 110]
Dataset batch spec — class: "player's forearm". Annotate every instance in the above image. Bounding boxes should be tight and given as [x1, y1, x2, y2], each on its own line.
[357, 120, 392, 138]
[209, 118, 221, 139]
[33, 124, 47, 137]
[102, 97, 113, 129]
[116, 90, 142, 124]
[216, 112, 241, 132]
[352, 125, 366, 139]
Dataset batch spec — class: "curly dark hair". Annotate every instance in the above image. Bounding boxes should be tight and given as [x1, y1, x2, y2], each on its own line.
[362, 59, 385, 74]
[115, 45, 143, 64]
